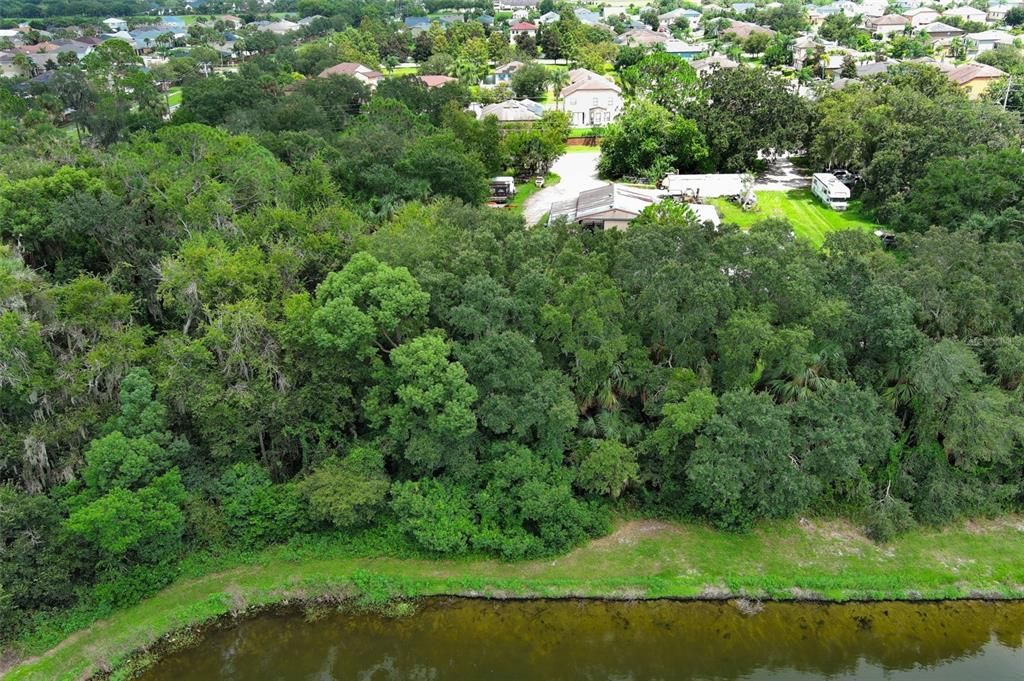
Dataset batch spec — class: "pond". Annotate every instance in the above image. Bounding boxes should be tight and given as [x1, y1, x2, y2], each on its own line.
[139, 598, 1024, 680]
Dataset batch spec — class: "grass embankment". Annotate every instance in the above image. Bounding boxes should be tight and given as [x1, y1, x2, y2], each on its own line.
[8, 516, 1024, 681]
[506, 172, 560, 210]
[712, 189, 880, 246]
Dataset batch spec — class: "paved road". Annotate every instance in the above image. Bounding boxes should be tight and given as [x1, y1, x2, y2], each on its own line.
[522, 151, 603, 225]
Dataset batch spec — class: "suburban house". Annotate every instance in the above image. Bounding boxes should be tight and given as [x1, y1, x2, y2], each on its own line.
[665, 40, 706, 60]
[536, 11, 560, 24]
[919, 21, 964, 42]
[574, 7, 606, 25]
[902, 7, 940, 26]
[659, 7, 702, 31]
[811, 172, 851, 211]
[509, 22, 537, 44]
[856, 60, 896, 77]
[860, 0, 889, 17]
[690, 54, 740, 74]
[793, 36, 831, 66]
[733, 2, 756, 14]
[493, 0, 538, 10]
[947, 62, 1006, 98]
[721, 20, 775, 41]
[548, 184, 660, 230]
[867, 14, 910, 37]
[966, 30, 1015, 54]
[987, 3, 1021, 23]
[102, 17, 128, 32]
[615, 28, 668, 47]
[482, 60, 523, 87]
[257, 20, 300, 35]
[403, 16, 431, 33]
[419, 74, 458, 88]
[942, 5, 988, 23]
[318, 62, 382, 89]
[558, 69, 624, 127]
[478, 99, 544, 122]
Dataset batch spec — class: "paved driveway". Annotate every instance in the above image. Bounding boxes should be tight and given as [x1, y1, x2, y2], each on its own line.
[522, 150, 603, 225]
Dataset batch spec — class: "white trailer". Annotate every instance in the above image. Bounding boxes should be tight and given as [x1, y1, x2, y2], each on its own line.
[812, 172, 851, 211]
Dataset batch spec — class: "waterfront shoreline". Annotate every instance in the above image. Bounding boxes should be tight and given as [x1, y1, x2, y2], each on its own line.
[6, 516, 1024, 680]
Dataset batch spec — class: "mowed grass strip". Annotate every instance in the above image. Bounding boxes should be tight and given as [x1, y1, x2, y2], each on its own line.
[712, 189, 880, 246]
[7, 516, 1024, 681]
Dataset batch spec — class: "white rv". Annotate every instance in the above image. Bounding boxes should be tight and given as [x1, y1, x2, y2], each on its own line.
[812, 172, 851, 211]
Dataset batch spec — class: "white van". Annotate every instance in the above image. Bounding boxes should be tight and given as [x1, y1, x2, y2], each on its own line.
[812, 172, 851, 211]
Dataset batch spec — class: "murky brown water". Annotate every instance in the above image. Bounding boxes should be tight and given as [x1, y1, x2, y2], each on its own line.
[139, 598, 1024, 680]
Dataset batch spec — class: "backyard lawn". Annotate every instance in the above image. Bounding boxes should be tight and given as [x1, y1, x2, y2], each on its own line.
[711, 189, 881, 246]
[389, 66, 419, 77]
[166, 87, 182, 108]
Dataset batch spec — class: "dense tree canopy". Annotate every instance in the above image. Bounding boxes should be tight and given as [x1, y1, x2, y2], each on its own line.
[2, 8, 1024, 648]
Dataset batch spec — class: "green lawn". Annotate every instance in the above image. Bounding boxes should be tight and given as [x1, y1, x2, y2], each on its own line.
[507, 172, 560, 210]
[8, 516, 1024, 681]
[711, 189, 881, 246]
[166, 87, 182, 108]
[564, 143, 601, 153]
[389, 66, 419, 77]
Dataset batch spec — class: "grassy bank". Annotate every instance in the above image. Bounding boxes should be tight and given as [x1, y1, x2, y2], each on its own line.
[712, 189, 880, 246]
[7, 516, 1024, 681]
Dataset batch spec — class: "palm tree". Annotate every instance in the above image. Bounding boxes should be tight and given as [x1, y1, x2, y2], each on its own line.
[550, 67, 568, 105]
[817, 50, 830, 80]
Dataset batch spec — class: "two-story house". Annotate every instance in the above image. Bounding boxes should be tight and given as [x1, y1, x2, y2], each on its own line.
[558, 69, 623, 127]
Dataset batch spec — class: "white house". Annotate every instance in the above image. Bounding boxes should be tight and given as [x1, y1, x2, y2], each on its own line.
[966, 29, 1015, 53]
[812, 173, 851, 211]
[102, 17, 128, 31]
[481, 60, 523, 87]
[558, 69, 623, 127]
[942, 6, 988, 23]
[987, 2, 1023, 23]
[478, 99, 544, 122]
[659, 7, 702, 31]
[536, 11, 560, 24]
[902, 6, 940, 26]
[258, 20, 300, 35]
[509, 21, 537, 44]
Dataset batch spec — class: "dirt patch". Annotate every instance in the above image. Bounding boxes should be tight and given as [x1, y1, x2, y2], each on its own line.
[789, 587, 825, 601]
[700, 585, 733, 599]
[961, 516, 1024, 535]
[587, 520, 685, 550]
[794, 518, 878, 558]
[224, 584, 248, 615]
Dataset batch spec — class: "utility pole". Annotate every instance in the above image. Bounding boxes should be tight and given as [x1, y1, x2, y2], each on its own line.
[1002, 75, 1014, 111]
